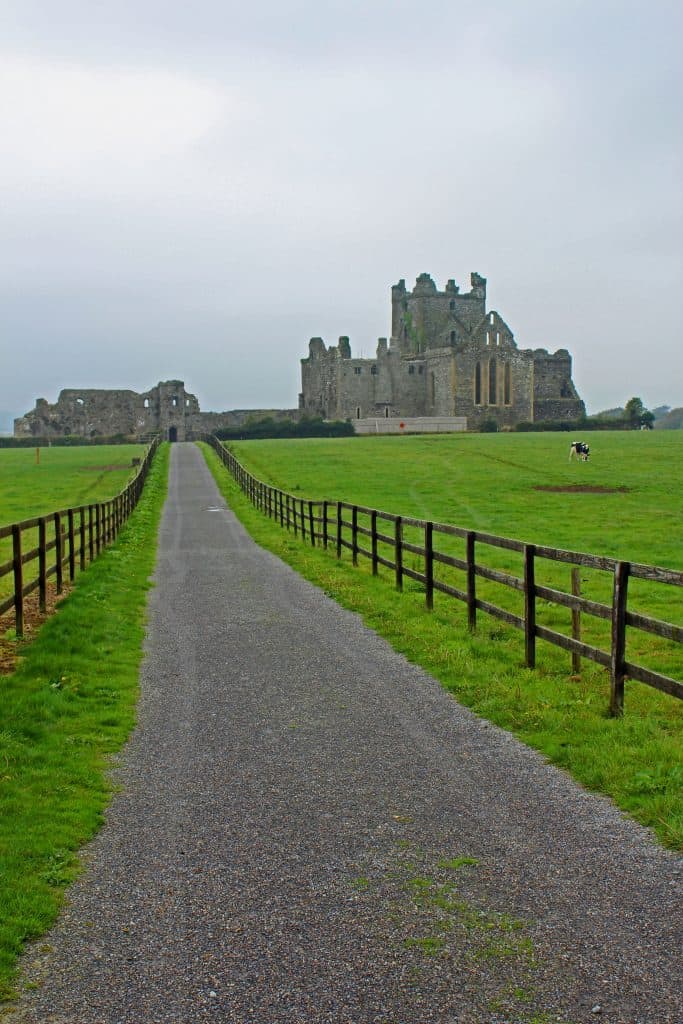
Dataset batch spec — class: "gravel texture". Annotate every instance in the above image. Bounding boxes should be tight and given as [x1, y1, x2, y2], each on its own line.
[12, 442, 682, 1023]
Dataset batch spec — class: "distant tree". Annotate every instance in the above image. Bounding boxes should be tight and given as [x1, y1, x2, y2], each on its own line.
[593, 406, 625, 419]
[654, 407, 683, 430]
[624, 396, 654, 430]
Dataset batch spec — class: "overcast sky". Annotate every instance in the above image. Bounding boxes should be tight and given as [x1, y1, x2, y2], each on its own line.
[1, 0, 681, 426]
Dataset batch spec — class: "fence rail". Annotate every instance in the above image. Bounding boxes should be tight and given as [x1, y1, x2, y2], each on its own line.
[0, 438, 160, 638]
[202, 434, 683, 716]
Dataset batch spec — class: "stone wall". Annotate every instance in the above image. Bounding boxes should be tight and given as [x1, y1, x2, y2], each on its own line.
[14, 381, 300, 441]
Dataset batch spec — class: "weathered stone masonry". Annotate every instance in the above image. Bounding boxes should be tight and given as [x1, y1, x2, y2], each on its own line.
[15, 271, 584, 439]
[14, 381, 298, 441]
[299, 272, 585, 428]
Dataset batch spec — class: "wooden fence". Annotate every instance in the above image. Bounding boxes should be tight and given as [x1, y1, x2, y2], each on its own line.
[0, 438, 160, 639]
[202, 434, 683, 716]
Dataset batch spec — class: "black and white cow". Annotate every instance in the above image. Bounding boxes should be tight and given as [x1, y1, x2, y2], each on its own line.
[569, 440, 590, 462]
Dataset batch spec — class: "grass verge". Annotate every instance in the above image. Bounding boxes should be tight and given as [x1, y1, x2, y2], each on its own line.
[200, 442, 683, 852]
[0, 443, 169, 1002]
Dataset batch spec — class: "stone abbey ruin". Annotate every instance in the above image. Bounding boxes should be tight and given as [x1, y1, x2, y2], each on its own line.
[300, 272, 585, 429]
[13, 380, 297, 443]
[15, 271, 584, 439]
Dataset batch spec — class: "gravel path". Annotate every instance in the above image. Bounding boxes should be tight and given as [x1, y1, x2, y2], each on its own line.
[13, 442, 682, 1024]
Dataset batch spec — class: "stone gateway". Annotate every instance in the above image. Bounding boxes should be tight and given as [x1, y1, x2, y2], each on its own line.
[299, 272, 585, 429]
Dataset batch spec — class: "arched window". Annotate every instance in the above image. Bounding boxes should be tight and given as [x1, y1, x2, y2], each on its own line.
[356, 406, 361, 419]
[504, 363, 511, 405]
[475, 362, 482, 405]
[489, 359, 497, 405]
[450, 330, 456, 343]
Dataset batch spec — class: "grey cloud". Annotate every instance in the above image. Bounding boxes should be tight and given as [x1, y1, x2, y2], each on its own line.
[1, 0, 681, 422]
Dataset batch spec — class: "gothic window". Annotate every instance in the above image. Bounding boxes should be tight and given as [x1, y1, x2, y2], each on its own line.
[354, 366, 362, 375]
[384, 407, 389, 417]
[504, 363, 511, 405]
[490, 312, 495, 324]
[143, 398, 150, 409]
[488, 359, 497, 404]
[475, 362, 482, 405]
[430, 373, 436, 405]
[172, 396, 178, 407]
[371, 365, 377, 375]
[356, 406, 361, 418]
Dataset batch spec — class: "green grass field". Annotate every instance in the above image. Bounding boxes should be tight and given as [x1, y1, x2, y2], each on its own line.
[200, 431, 683, 850]
[0, 445, 147, 605]
[225, 430, 682, 568]
[0, 445, 147, 527]
[226, 430, 683, 681]
[0, 444, 168, 1001]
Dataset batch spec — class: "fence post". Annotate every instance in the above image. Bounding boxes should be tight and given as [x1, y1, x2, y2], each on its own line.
[425, 521, 434, 610]
[371, 510, 378, 575]
[466, 531, 476, 631]
[351, 506, 358, 565]
[79, 508, 86, 571]
[571, 568, 581, 674]
[524, 543, 536, 668]
[95, 504, 101, 556]
[12, 524, 24, 638]
[38, 517, 47, 613]
[89, 505, 95, 561]
[395, 516, 403, 592]
[336, 503, 343, 559]
[55, 512, 63, 594]
[610, 561, 630, 717]
[67, 509, 76, 582]
[308, 501, 315, 546]
[300, 499, 306, 541]
[322, 501, 329, 550]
